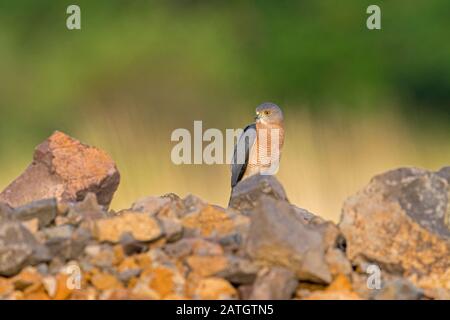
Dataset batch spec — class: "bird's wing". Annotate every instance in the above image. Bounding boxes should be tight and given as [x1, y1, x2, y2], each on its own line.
[231, 123, 257, 187]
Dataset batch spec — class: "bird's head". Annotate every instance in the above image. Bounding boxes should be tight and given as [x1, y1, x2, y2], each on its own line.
[255, 102, 284, 125]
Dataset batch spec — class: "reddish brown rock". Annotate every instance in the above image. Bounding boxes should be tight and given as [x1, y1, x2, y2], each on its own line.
[0, 131, 120, 208]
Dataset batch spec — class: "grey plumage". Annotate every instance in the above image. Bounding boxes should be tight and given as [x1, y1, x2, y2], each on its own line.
[231, 124, 256, 187]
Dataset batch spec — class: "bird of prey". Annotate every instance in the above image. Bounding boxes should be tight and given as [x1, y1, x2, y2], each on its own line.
[231, 102, 285, 187]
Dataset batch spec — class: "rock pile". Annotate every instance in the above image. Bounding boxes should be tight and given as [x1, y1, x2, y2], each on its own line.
[0, 132, 449, 300]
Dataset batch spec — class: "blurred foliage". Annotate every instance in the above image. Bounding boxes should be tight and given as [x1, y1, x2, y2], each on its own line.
[1, 1, 449, 144]
[0, 1, 449, 216]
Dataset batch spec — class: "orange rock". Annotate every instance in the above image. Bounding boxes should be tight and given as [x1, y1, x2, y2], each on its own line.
[113, 245, 125, 265]
[137, 264, 186, 299]
[148, 266, 182, 298]
[186, 255, 228, 277]
[192, 277, 238, 300]
[148, 237, 167, 249]
[0, 131, 120, 207]
[135, 253, 153, 269]
[0, 277, 14, 298]
[24, 286, 51, 300]
[100, 289, 132, 300]
[84, 267, 100, 284]
[191, 239, 224, 256]
[93, 211, 162, 243]
[304, 291, 362, 300]
[303, 275, 362, 300]
[53, 273, 74, 300]
[90, 272, 122, 291]
[339, 167, 450, 293]
[327, 274, 353, 292]
[181, 205, 236, 237]
[7, 290, 25, 300]
[117, 256, 140, 273]
[88, 247, 115, 268]
[127, 277, 139, 289]
[130, 281, 159, 300]
[70, 286, 98, 300]
[163, 293, 189, 300]
[11, 267, 42, 291]
[21, 218, 39, 234]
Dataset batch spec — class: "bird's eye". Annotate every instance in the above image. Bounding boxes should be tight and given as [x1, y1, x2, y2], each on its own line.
[264, 111, 270, 115]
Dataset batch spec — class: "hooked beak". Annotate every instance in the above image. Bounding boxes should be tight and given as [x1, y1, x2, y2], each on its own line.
[255, 113, 261, 121]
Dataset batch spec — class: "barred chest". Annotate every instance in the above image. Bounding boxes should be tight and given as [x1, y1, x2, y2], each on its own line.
[249, 123, 285, 168]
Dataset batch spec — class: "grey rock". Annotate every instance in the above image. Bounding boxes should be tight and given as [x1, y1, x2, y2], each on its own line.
[245, 196, 334, 283]
[163, 238, 223, 259]
[339, 167, 450, 294]
[182, 194, 205, 217]
[118, 269, 141, 284]
[131, 196, 170, 215]
[158, 216, 183, 242]
[371, 278, 424, 300]
[0, 221, 50, 276]
[45, 227, 91, 261]
[120, 233, 148, 256]
[14, 198, 57, 228]
[36, 263, 49, 275]
[85, 244, 115, 268]
[217, 255, 260, 285]
[228, 175, 288, 216]
[67, 192, 106, 224]
[163, 239, 194, 258]
[373, 167, 449, 237]
[249, 267, 298, 300]
[42, 225, 75, 239]
[238, 285, 253, 300]
[293, 205, 318, 224]
[149, 198, 185, 243]
[161, 193, 181, 202]
[437, 166, 450, 184]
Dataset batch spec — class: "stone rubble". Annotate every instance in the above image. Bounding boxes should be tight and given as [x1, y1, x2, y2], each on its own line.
[0, 132, 449, 300]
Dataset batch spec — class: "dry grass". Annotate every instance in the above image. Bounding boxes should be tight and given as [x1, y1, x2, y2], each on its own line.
[1, 107, 448, 222]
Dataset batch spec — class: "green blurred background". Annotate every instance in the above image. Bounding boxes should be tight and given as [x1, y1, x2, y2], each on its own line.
[0, 1, 449, 220]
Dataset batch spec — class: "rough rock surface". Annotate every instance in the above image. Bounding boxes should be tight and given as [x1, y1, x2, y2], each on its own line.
[249, 267, 298, 300]
[0, 135, 448, 300]
[340, 167, 450, 297]
[0, 221, 50, 276]
[0, 131, 120, 208]
[228, 175, 289, 216]
[245, 196, 339, 283]
[92, 211, 162, 243]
